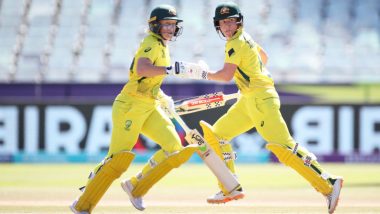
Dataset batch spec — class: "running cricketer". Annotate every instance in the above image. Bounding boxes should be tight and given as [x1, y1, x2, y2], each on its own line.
[70, 5, 198, 213]
[173, 2, 343, 214]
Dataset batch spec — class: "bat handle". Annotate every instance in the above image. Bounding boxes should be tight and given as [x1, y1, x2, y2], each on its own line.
[164, 106, 191, 133]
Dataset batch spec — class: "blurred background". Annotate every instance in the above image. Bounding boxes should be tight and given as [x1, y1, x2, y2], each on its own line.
[0, 0, 379, 163]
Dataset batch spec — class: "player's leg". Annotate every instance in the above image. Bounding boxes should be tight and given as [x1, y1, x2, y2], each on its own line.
[72, 99, 149, 213]
[250, 89, 343, 212]
[121, 145, 198, 211]
[122, 106, 198, 204]
[201, 98, 252, 203]
[71, 151, 135, 213]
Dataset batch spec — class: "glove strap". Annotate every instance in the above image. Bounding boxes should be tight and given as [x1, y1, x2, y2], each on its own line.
[165, 66, 173, 75]
[175, 62, 180, 74]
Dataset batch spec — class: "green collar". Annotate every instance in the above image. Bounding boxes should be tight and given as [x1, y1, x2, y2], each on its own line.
[229, 28, 243, 41]
[149, 31, 166, 46]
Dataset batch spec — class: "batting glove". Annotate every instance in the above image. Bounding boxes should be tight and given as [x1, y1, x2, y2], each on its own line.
[198, 60, 209, 72]
[173, 61, 209, 80]
[165, 65, 176, 75]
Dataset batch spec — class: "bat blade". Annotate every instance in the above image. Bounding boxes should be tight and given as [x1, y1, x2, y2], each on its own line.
[184, 129, 241, 194]
[175, 92, 238, 115]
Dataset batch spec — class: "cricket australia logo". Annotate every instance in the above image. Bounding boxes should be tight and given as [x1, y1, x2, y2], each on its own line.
[124, 120, 132, 131]
[220, 7, 230, 14]
[168, 8, 177, 15]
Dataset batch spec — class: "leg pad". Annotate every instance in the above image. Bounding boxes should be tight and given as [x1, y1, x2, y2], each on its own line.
[75, 151, 135, 212]
[266, 143, 332, 195]
[200, 120, 223, 159]
[132, 144, 198, 197]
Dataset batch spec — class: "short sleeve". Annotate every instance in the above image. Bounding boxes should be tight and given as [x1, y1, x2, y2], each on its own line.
[135, 39, 160, 64]
[224, 41, 242, 66]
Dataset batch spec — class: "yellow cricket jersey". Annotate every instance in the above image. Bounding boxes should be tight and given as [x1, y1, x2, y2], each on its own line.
[225, 28, 274, 94]
[121, 32, 170, 100]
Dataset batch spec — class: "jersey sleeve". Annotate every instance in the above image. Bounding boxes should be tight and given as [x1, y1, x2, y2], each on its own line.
[224, 40, 242, 66]
[135, 38, 160, 64]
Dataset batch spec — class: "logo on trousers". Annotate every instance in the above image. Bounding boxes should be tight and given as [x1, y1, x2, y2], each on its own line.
[125, 120, 132, 131]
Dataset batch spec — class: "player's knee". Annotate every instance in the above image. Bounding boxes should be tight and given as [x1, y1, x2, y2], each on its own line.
[157, 132, 183, 153]
[270, 138, 295, 148]
[266, 142, 316, 166]
[164, 141, 183, 154]
[265, 142, 289, 164]
[167, 145, 183, 154]
[107, 151, 136, 177]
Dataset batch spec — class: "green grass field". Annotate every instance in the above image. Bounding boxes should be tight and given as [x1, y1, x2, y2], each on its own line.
[1, 163, 379, 214]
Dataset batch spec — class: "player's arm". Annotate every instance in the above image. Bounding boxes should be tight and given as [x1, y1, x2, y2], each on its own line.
[207, 63, 236, 82]
[207, 42, 240, 82]
[136, 57, 168, 77]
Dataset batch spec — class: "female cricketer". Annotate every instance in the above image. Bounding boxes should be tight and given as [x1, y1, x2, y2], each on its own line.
[70, 5, 198, 213]
[175, 2, 343, 214]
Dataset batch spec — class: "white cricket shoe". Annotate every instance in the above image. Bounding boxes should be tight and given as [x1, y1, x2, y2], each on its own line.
[121, 179, 145, 211]
[207, 189, 245, 204]
[70, 199, 89, 214]
[326, 177, 343, 214]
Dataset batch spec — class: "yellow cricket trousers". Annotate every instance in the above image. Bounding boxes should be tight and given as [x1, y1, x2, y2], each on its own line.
[108, 93, 182, 155]
[213, 88, 294, 148]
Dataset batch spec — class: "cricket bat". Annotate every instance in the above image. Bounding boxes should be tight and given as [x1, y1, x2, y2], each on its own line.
[162, 105, 241, 195]
[175, 92, 239, 115]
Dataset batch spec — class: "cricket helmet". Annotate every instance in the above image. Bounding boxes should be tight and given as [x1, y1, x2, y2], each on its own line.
[213, 2, 243, 36]
[148, 5, 183, 38]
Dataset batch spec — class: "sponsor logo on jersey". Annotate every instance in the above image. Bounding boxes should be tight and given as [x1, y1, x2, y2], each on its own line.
[144, 47, 152, 52]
